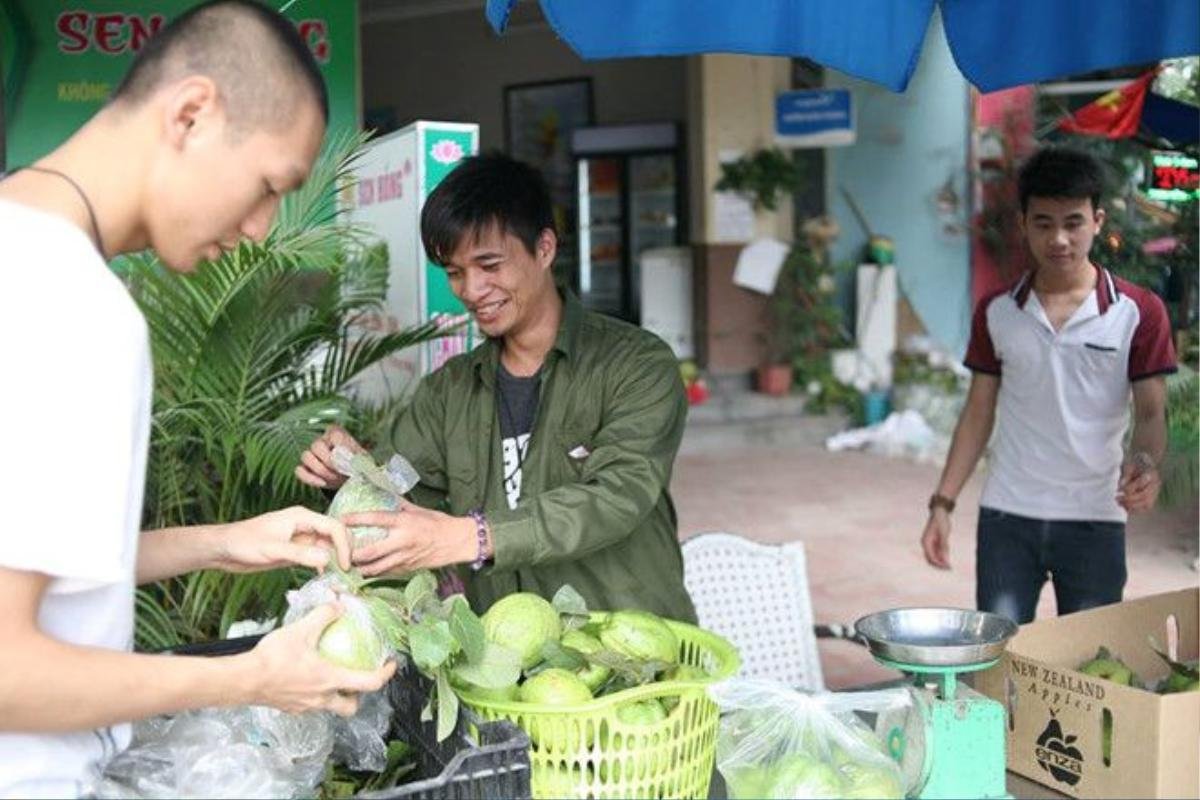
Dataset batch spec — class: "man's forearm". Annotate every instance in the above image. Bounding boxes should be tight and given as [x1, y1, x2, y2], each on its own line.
[1129, 377, 1169, 466]
[0, 632, 258, 732]
[935, 406, 994, 500]
[1129, 409, 1167, 465]
[136, 524, 227, 584]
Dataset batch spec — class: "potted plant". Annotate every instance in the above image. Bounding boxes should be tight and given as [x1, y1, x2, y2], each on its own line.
[755, 216, 850, 398]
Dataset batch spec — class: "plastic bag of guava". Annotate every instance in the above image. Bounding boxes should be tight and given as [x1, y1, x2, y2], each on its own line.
[283, 572, 400, 771]
[711, 679, 909, 799]
[327, 445, 420, 547]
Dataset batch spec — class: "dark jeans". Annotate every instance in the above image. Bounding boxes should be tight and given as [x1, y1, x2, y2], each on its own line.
[975, 506, 1126, 624]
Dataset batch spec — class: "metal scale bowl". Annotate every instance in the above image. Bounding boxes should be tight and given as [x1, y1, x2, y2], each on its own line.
[855, 608, 1018, 800]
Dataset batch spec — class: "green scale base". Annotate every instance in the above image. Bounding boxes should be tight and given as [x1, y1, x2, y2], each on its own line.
[874, 657, 1011, 800]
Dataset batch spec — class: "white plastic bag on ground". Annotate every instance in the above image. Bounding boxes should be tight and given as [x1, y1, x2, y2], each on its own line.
[825, 409, 937, 462]
[711, 680, 908, 799]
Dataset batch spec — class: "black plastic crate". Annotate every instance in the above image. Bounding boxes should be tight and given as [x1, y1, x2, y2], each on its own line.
[168, 636, 531, 799]
[367, 670, 530, 800]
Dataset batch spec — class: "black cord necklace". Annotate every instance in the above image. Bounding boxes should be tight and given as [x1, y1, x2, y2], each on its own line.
[19, 165, 108, 258]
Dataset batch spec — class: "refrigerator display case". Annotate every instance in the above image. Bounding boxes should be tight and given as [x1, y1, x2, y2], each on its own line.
[572, 123, 684, 323]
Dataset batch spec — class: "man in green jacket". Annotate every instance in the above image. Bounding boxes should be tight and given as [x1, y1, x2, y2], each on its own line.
[296, 153, 696, 623]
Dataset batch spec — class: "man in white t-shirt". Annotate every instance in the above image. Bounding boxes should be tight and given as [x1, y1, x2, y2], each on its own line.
[0, 3, 393, 796]
[919, 147, 1175, 624]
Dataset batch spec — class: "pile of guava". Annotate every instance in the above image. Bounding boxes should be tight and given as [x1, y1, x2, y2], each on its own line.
[450, 586, 720, 798]
[714, 683, 906, 800]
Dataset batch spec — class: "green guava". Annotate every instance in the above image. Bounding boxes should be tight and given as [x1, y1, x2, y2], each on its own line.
[561, 629, 612, 692]
[518, 668, 594, 706]
[317, 612, 384, 671]
[838, 761, 904, 799]
[482, 592, 562, 670]
[598, 610, 678, 665]
[327, 476, 399, 546]
[725, 765, 774, 800]
[766, 753, 845, 799]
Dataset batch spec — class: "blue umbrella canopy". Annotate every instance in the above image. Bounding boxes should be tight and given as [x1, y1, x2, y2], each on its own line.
[486, 0, 1199, 93]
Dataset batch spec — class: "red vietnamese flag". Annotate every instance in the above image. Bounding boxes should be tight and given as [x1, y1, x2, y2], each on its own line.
[1058, 69, 1159, 139]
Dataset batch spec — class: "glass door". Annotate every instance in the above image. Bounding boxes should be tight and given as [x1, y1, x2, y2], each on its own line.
[628, 154, 678, 322]
[577, 156, 626, 317]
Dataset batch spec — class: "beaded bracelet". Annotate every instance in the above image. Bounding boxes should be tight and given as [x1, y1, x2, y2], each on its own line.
[468, 509, 490, 571]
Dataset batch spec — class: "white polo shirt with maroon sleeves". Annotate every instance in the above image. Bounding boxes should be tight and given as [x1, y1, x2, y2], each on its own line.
[964, 266, 1177, 523]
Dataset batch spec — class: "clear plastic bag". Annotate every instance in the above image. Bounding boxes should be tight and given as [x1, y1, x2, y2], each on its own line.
[283, 572, 396, 671]
[95, 706, 334, 799]
[327, 446, 420, 546]
[711, 680, 909, 799]
[331, 681, 394, 772]
[285, 572, 396, 771]
[95, 572, 402, 798]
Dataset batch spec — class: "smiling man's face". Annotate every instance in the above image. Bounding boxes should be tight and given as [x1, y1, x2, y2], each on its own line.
[441, 223, 557, 339]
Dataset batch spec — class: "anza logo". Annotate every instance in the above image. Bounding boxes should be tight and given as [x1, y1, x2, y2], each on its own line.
[1035, 715, 1084, 786]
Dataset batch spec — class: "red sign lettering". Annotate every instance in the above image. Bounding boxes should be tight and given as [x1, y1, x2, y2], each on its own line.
[1154, 165, 1200, 191]
[56, 12, 166, 55]
[129, 15, 165, 51]
[94, 13, 127, 55]
[298, 19, 330, 63]
[56, 12, 90, 53]
[55, 12, 326, 63]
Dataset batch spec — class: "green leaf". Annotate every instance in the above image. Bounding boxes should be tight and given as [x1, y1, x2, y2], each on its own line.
[551, 584, 590, 630]
[364, 595, 408, 652]
[450, 641, 522, 690]
[436, 669, 459, 742]
[404, 571, 439, 613]
[365, 585, 409, 608]
[410, 617, 455, 673]
[540, 639, 587, 671]
[586, 649, 671, 686]
[448, 595, 486, 664]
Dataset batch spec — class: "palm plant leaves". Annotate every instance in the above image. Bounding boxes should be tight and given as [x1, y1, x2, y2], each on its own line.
[131, 131, 449, 649]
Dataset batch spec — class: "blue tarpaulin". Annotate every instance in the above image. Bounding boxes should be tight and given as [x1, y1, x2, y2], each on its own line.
[486, 0, 1199, 93]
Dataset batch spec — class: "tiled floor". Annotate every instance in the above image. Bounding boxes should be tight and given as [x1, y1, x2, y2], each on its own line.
[671, 437, 1200, 689]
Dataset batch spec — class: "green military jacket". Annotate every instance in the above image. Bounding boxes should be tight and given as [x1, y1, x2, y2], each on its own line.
[389, 292, 696, 623]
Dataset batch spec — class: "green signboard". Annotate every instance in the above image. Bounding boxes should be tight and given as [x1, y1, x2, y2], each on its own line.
[1, 0, 359, 169]
[1145, 151, 1199, 203]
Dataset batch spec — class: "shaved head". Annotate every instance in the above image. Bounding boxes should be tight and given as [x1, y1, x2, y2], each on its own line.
[110, 0, 328, 136]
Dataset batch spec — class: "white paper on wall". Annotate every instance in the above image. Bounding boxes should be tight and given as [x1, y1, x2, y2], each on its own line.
[732, 237, 790, 295]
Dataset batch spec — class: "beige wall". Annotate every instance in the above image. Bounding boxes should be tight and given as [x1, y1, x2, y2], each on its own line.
[689, 55, 793, 244]
[361, 9, 687, 152]
[688, 55, 792, 373]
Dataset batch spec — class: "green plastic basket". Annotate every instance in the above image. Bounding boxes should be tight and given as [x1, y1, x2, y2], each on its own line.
[458, 615, 740, 800]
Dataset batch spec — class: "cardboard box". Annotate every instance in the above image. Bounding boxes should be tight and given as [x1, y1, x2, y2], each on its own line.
[976, 588, 1199, 799]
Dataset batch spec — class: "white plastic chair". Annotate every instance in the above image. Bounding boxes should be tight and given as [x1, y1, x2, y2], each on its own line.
[682, 531, 826, 691]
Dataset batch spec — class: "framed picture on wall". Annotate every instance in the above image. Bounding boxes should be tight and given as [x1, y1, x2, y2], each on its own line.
[504, 78, 593, 272]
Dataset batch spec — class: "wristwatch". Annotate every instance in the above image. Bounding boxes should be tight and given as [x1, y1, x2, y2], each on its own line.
[928, 493, 956, 513]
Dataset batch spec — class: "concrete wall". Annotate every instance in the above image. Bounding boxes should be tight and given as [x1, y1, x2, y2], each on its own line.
[688, 55, 793, 374]
[361, 8, 687, 152]
[825, 12, 973, 357]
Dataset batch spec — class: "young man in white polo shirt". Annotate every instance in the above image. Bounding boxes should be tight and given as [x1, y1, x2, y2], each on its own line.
[919, 147, 1176, 624]
[0, 3, 393, 796]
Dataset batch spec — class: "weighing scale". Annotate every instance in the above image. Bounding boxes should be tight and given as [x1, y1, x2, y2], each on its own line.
[854, 607, 1018, 799]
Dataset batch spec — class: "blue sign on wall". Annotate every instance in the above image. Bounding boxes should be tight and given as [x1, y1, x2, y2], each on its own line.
[775, 90, 855, 147]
